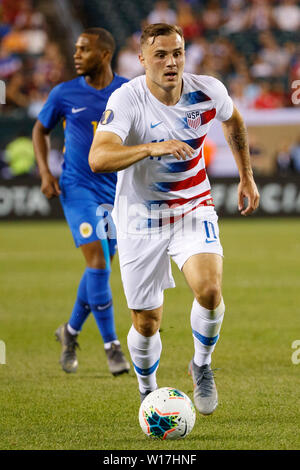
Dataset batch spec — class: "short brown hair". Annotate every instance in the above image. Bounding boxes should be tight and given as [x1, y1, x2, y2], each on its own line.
[83, 27, 115, 54]
[140, 23, 184, 48]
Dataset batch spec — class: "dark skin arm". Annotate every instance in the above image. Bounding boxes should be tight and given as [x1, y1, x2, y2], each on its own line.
[32, 120, 61, 199]
[222, 105, 260, 216]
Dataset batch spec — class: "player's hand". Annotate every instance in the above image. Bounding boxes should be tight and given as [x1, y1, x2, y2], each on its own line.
[148, 139, 194, 160]
[40, 172, 61, 199]
[238, 177, 260, 216]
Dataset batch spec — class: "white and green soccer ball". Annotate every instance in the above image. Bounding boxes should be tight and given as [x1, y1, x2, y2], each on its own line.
[139, 387, 196, 440]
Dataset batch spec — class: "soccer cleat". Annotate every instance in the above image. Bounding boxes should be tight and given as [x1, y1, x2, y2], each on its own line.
[139, 389, 154, 403]
[55, 323, 79, 373]
[189, 360, 218, 415]
[105, 343, 130, 376]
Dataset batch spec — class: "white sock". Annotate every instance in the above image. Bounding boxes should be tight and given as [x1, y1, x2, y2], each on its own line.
[191, 297, 225, 367]
[67, 324, 79, 336]
[127, 325, 162, 393]
[104, 340, 120, 350]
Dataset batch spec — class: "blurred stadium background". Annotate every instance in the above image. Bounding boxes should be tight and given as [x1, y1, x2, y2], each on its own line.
[0, 0, 300, 221]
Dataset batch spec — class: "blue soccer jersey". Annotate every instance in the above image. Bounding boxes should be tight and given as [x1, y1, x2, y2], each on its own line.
[38, 74, 128, 204]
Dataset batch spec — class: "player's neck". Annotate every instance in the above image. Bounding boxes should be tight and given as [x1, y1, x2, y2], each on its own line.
[146, 78, 183, 106]
[84, 68, 114, 90]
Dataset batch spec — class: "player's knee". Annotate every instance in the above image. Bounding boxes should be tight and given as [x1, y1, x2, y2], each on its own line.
[137, 323, 159, 337]
[132, 310, 160, 337]
[84, 249, 107, 269]
[81, 241, 108, 269]
[87, 257, 107, 269]
[195, 283, 222, 310]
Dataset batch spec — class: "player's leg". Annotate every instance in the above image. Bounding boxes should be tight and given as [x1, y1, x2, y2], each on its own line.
[169, 206, 224, 414]
[117, 234, 174, 401]
[55, 266, 90, 373]
[80, 239, 115, 345]
[127, 306, 163, 401]
[56, 197, 129, 375]
[182, 252, 224, 365]
[80, 238, 130, 376]
[54, 199, 93, 373]
[183, 253, 224, 415]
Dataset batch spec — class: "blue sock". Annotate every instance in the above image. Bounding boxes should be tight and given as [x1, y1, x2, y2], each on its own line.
[68, 270, 91, 332]
[86, 267, 117, 344]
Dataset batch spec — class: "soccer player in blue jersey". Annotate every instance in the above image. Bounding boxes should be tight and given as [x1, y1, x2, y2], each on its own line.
[32, 28, 130, 376]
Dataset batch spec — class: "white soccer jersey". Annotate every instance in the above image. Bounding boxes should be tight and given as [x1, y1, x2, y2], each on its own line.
[97, 73, 233, 234]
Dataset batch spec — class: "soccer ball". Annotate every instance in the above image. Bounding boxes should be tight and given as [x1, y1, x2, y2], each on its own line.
[139, 387, 196, 440]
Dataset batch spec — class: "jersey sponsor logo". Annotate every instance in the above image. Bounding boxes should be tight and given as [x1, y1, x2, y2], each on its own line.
[79, 222, 93, 238]
[71, 107, 87, 113]
[100, 109, 114, 125]
[150, 121, 163, 128]
[186, 110, 201, 130]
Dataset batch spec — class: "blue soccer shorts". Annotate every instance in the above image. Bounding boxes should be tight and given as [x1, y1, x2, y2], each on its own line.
[60, 196, 117, 262]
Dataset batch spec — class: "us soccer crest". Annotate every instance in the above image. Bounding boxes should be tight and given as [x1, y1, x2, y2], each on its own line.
[186, 110, 201, 130]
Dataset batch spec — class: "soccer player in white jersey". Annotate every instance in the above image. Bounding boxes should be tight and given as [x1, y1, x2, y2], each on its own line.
[89, 23, 260, 415]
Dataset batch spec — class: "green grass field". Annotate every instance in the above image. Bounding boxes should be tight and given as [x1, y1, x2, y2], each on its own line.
[1, 218, 300, 450]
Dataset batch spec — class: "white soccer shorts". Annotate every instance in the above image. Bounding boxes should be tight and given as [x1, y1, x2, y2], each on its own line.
[117, 206, 223, 310]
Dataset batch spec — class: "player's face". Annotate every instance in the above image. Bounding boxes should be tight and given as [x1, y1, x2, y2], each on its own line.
[140, 33, 185, 93]
[73, 34, 108, 76]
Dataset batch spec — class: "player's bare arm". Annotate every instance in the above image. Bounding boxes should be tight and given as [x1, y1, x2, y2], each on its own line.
[89, 131, 194, 173]
[222, 105, 260, 216]
[32, 120, 61, 199]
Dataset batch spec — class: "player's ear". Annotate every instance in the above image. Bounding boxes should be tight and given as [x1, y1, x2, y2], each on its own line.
[139, 53, 145, 68]
[101, 49, 113, 64]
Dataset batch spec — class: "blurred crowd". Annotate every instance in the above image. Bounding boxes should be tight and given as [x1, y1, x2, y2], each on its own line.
[0, 0, 66, 117]
[1, 0, 300, 117]
[275, 136, 300, 175]
[1, 0, 300, 179]
[116, 0, 300, 110]
[114, 0, 300, 178]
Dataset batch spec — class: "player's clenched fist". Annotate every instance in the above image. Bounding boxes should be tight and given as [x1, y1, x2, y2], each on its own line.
[148, 139, 194, 160]
[238, 178, 260, 216]
[40, 172, 61, 199]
